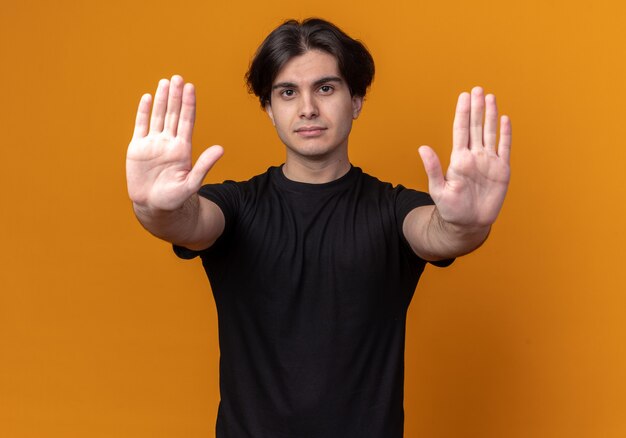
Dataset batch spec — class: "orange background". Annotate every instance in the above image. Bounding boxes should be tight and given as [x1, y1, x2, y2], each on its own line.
[1, 0, 625, 437]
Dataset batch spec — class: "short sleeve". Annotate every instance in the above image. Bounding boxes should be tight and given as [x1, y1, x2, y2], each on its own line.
[395, 186, 435, 222]
[172, 181, 242, 259]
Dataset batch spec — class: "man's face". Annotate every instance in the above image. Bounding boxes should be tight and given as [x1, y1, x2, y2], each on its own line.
[266, 50, 363, 161]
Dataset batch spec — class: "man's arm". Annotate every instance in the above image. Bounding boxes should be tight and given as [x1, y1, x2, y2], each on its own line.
[126, 75, 225, 250]
[403, 86, 512, 261]
[132, 195, 225, 251]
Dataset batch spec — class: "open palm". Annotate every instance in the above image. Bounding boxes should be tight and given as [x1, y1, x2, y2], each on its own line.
[419, 87, 511, 228]
[126, 76, 223, 212]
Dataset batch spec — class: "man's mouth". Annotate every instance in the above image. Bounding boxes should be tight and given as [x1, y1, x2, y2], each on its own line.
[295, 126, 327, 137]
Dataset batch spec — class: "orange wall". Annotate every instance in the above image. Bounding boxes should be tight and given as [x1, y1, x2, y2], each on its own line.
[1, 1, 625, 437]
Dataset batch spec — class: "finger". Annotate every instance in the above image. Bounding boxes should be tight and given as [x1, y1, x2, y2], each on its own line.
[187, 145, 224, 190]
[452, 92, 470, 152]
[497, 115, 512, 163]
[178, 83, 196, 143]
[132, 93, 152, 140]
[483, 93, 498, 152]
[418, 145, 445, 196]
[149, 78, 169, 133]
[469, 86, 485, 149]
[164, 75, 184, 136]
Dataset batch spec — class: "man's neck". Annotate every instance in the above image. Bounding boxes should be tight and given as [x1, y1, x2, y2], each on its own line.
[282, 155, 351, 184]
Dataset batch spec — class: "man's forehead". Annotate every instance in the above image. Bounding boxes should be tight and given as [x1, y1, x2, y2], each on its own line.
[272, 50, 343, 85]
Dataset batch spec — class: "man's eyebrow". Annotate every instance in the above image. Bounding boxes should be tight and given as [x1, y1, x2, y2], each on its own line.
[271, 76, 344, 91]
[272, 81, 297, 91]
[312, 76, 344, 87]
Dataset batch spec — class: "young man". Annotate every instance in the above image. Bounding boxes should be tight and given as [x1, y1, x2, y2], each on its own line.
[126, 18, 511, 438]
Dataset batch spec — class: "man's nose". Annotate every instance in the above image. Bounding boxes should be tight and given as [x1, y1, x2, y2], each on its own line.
[298, 92, 319, 119]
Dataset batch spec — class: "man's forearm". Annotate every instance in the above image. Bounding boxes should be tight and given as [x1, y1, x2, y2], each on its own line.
[133, 194, 202, 246]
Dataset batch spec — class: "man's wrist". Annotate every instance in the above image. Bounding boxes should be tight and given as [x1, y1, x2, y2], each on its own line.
[133, 194, 198, 219]
[132, 195, 201, 247]
[431, 208, 490, 237]
[429, 208, 491, 256]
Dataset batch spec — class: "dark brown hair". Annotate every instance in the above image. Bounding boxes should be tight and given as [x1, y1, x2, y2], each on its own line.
[245, 18, 375, 107]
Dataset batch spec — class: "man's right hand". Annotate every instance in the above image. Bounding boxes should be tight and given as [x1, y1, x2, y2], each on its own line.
[126, 75, 223, 212]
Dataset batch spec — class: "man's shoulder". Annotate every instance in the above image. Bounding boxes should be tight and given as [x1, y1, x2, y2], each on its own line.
[354, 168, 415, 195]
[358, 169, 395, 187]
[354, 167, 434, 207]
[200, 166, 277, 192]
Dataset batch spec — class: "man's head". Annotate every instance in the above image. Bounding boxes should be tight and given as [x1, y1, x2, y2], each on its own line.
[246, 18, 375, 108]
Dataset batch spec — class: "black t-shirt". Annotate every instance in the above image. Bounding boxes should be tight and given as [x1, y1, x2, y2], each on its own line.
[175, 165, 450, 438]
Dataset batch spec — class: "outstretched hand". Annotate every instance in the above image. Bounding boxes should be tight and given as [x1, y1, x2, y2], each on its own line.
[418, 86, 511, 229]
[126, 75, 223, 212]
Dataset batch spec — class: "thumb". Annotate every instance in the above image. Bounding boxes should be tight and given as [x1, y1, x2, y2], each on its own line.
[187, 145, 224, 190]
[418, 145, 445, 195]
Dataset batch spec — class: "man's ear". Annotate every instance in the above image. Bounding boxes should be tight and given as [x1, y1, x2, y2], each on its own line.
[265, 103, 275, 126]
[352, 96, 364, 120]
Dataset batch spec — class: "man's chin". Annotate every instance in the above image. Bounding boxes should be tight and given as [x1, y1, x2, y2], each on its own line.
[283, 139, 348, 159]
[285, 146, 338, 160]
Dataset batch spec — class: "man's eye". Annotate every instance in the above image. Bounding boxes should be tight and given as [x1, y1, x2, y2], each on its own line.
[282, 89, 295, 97]
[320, 85, 333, 93]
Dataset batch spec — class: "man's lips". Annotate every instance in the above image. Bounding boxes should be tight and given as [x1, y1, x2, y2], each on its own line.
[294, 126, 327, 137]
